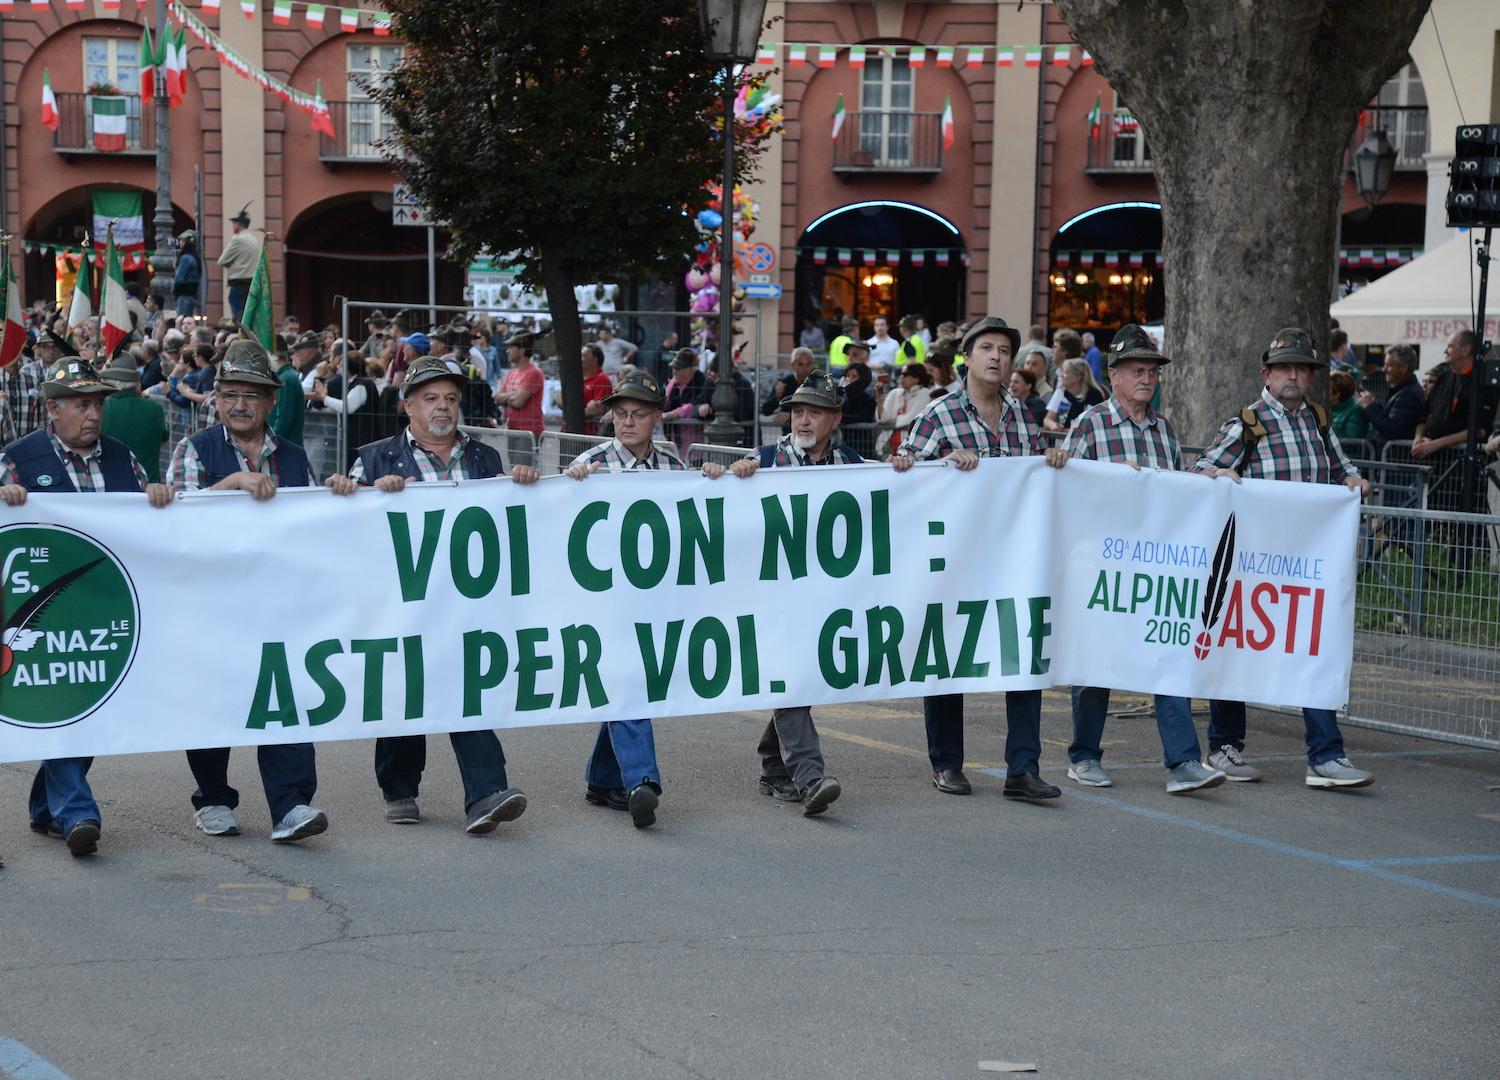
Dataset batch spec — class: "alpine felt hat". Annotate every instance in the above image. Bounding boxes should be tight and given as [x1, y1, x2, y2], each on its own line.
[1262, 327, 1321, 368]
[40, 357, 118, 400]
[960, 316, 1022, 357]
[601, 369, 665, 409]
[1107, 324, 1171, 367]
[780, 369, 846, 411]
[401, 356, 468, 398]
[215, 339, 280, 388]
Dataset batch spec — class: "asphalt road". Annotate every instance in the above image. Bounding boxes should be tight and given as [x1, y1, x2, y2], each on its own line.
[2, 691, 1497, 1080]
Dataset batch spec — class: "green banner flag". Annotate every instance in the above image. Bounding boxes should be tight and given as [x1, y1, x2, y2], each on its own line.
[240, 246, 275, 348]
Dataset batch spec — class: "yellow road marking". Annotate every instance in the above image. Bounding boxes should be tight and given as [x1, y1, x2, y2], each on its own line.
[194, 883, 311, 914]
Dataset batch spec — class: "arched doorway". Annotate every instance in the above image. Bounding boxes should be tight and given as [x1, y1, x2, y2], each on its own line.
[22, 185, 193, 309]
[284, 193, 465, 331]
[1048, 202, 1165, 338]
[795, 201, 966, 333]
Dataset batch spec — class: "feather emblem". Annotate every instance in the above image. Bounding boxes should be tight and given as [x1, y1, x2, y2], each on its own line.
[1199, 515, 1236, 631]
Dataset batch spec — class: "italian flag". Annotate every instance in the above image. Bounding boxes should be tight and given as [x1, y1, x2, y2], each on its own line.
[100, 230, 132, 360]
[167, 28, 188, 108]
[40, 69, 59, 132]
[311, 79, 336, 137]
[241, 0, 257, 17]
[996, 47, 1014, 67]
[1053, 45, 1072, 66]
[340, 8, 358, 31]
[306, 4, 326, 27]
[374, 13, 392, 34]
[1024, 46, 1042, 67]
[935, 46, 954, 67]
[273, 0, 291, 23]
[831, 93, 845, 140]
[941, 93, 954, 150]
[91, 95, 128, 152]
[1088, 92, 1101, 142]
[907, 46, 925, 68]
[203, 0, 220, 9]
[848, 45, 865, 69]
[965, 47, 984, 68]
[754, 43, 775, 65]
[68, 259, 93, 344]
[787, 44, 806, 66]
[0, 256, 25, 370]
[816, 45, 836, 67]
[93, 189, 146, 271]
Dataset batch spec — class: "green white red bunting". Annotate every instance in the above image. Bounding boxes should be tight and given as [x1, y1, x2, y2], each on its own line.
[751, 42, 1094, 69]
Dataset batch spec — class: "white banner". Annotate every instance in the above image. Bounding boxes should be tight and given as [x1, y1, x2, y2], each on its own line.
[0, 459, 1359, 763]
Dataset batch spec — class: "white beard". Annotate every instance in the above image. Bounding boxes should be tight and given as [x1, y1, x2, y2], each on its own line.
[792, 432, 817, 450]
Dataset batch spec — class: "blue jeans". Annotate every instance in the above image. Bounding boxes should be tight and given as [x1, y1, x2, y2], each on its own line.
[174, 293, 199, 317]
[375, 731, 509, 811]
[29, 757, 98, 832]
[186, 744, 317, 823]
[1070, 687, 1203, 769]
[923, 691, 1043, 776]
[1207, 700, 1345, 766]
[227, 280, 250, 320]
[585, 719, 660, 791]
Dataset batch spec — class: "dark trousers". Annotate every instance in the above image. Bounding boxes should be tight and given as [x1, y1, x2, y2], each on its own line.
[1206, 700, 1345, 766]
[28, 757, 98, 833]
[227, 279, 251, 320]
[186, 744, 317, 823]
[923, 690, 1043, 776]
[757, 706, 827, 790]
[375, 731, 508, 811]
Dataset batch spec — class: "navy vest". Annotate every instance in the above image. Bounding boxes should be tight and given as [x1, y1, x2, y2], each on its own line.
[356, 431, 503, 483]
[188, 425, 311, 489]
[6, 429, 142, 493]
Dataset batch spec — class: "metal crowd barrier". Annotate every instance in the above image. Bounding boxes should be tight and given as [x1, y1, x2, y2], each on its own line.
[459, 426, 536, 472]
[684, 443, 755, 468]
[534, 431, 679, 475]
[1350, 502, 1500, 749]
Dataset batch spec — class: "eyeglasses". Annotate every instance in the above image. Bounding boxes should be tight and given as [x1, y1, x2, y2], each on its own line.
[218, 391, 268, 404]
[614, 409, 657, 423]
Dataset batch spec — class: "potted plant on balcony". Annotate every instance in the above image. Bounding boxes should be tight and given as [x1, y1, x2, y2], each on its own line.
[86, 82, 127, 152]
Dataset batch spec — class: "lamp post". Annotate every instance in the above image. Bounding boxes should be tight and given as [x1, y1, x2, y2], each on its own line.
[699, 0, 768, 446]
[148, 0, 176, 315]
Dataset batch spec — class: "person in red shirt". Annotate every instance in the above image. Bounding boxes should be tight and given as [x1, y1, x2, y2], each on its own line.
[581, 345, 614, 435]
[494, 332, 544, 436]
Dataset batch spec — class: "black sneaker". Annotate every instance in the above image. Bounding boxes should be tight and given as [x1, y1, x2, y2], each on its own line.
[464, 789, 527, 834]
[801, 776, 842, 817]
[29, 819, 63, 839]
[585, 784, 630, 811]
[757, 775, 803, 802]
[65, 820, 101, 856]
[628, 784, 659, 829]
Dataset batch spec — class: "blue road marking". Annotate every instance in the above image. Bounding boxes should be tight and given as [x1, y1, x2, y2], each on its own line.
[981, 773, 1500, 912]
[0, 1037, 74, 1080]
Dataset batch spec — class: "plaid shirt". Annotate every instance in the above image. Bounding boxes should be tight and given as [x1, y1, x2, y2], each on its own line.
[348, 429, 481, 484]
[571, 438, 685, 472]
[0, 424, 149, 492]
[168, 424, 285, 492]
[896, 384, 1040, 461]
[1063, 397, 1181, 470]
[761, 433, 863, 467]
[0, 375, 16, 446]
[2, 361, 44, 438]
[1193, 388, 1359, 485]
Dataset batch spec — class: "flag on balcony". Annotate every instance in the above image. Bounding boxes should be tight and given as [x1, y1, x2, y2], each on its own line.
[935, 46, 954, 67]
[100, 229, 132, 359]
[910, 251, 924, 267]
[831, 93, 845, 140]
[816, 46, 837, 67]
[273, 0, 291, 23]
[240, 247, 276, 350]
[787, 44, 806, 65]
[996, 47, 1014, 67]
[93, 190, 146, 270]
[167, 28, 188, 108]
[907, 46, 925, 67]
[341, 7, 358, 30]
[40, 69, 59, 132]
[755, 43, 775, 65]
[1088, 93, 1101, 142]
[1114, 109, 1138, 134]
[1053, 45, 1072, 66]
[941, 94, 954, 150]
[0, 256, 25, 370]
[812, 248, 827, 265]
[1024, 46, 1042, 67]
[311, 80, 335, 137]
[849, 46, 865, 69]
[139, 25, 157, 101]
[90, 96, 128, 153]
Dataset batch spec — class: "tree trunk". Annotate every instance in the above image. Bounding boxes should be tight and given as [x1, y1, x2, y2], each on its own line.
[1054, 0, 1432, 444]
[540, 238, 585, 435]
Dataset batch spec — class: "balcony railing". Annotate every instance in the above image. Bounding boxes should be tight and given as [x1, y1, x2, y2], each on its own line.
[833, 111, 943, 175]
[319, 100, 394, 163]
[1085, 111, 1151, 174]
[1356, 105, 1429, 170]
[51, 92, 155, 156]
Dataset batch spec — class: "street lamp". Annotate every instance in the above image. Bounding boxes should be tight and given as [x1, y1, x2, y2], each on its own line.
[1352, 129, 1397, 208]
[699, 0, 768, 446]
[148, 0, 176, 322]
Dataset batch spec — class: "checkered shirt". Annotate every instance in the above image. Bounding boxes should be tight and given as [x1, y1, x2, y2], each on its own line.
[1193, 388, 1358, 485]
[0, 377, 16, 446]
[3, 361, 44, 438]
[348, 429, 481, 484]
[0, 424, 149, 492]
[168, 424, 285, 492]
[896, 384, 1040, 461]
[1063, 397, 1181, 470]
[762, 433, 863, 467]
[570, 439, 685, 473]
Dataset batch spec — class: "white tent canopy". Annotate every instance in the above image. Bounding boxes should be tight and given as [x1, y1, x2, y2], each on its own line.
[1329, 232, 1498, 354]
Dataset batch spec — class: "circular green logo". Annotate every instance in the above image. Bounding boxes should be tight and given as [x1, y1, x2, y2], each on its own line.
[0, 524, 140, 728]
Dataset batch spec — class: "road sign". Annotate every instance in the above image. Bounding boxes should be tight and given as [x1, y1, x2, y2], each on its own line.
[746, 243, 777, 274]
[392, 184, 432, 227]
[742, 282, 781, 299]
[748, 273, 770, 284]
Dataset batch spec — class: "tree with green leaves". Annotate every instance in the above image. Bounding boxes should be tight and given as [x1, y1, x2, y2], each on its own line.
[374, 0, 764, 433]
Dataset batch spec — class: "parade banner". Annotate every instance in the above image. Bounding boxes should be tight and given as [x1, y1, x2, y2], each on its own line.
[0, 459, 1359, 763]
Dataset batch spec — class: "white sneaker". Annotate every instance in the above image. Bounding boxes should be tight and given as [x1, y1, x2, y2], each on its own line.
[271, 804, 329, 842]
[193, 805, 240, 836]
[1207, 747, 1263, 782]
[1306, 758, 1374, 789]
